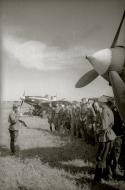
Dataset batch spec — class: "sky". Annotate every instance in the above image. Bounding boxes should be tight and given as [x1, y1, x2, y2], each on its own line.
[1, 0, 125, 101]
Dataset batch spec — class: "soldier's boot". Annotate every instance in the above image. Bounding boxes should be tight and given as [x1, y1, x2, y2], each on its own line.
[10, 140, 15, 154]
[55, 125, 57, 130]
[50, 124, 52, 132]
[113, 166, 122, 177]
[93, 166, 103, 183]
[112, 155, 122, 177]
[106, 166, 113, 180]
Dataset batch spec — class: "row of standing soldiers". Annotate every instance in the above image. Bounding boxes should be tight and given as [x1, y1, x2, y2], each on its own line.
[47, 101, 97, 142]
[47, 100, 125, 182]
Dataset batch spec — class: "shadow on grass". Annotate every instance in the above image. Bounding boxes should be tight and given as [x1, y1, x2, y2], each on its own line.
[27, 126, 71, 137]
[0, 144, 122, 190]
[91, 181, 120, 190]
[22, 140, 95, 160]
[20, 139, 97, 175]
[76, 176, 120, 190]
[29, 127, 51, 133]
[0, 145, 10, 156]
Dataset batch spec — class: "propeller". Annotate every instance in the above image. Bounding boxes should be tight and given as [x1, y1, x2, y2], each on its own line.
[75, 69, 98, 88]
[75, 10, 125, 88]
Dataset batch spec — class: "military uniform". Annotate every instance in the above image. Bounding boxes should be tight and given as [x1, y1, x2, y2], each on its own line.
[8, 108, 20, 154]
[94, 103, 116, 182]
[47, 106, 55, 131]
[58, 107, 65, 131]
[53, 106, 60, 130]
[86, 105, 96, 144]
[70, 106, 77, 136]
[75, 106, 81, 138]
[79, 103, 88, 139]
[53, 105, 64, 131]
[63, 106, 71, 133]
[108, 108, 123, 178]
[8, 104, 28, 154]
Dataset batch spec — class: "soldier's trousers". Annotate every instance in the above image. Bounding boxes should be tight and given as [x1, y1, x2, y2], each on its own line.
[106, 137, 122, 178]
[9, 130, 19, 154]
[94, 141, 113, 182]
[71, 120, 76, 136]
[75, 119, 81, 138]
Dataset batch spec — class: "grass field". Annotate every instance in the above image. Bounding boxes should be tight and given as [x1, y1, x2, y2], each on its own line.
[0, 102, 125, 190]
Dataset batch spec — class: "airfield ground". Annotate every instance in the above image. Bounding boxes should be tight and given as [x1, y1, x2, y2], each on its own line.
[0, 102, 125, 190]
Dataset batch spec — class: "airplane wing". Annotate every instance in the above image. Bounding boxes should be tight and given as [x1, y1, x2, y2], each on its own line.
[38, 100, 71, 106]
[109, 71, 125, 123]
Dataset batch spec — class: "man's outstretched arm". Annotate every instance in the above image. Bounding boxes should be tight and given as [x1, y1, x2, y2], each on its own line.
[19, 119, 29, 128]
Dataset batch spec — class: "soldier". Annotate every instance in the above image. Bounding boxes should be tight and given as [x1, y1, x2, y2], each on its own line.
[75, 104, 81, 138]
[80, 102, 88, 139]
[53, 103, 61, 131]
[93, 101, 102, 143]
[58, 104, 65, 131]
[63, 105, 71, 134]
[70, 104, 77, 136]
[108, 103, 124, 179]
[47, 103, 55, 132]
[86, 102, 96, 144]
[8, 103, 28, 155]
[94, 97, 116, 183]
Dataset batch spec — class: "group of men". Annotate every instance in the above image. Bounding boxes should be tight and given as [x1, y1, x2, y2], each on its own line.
[47, 97, 125, 182]
[8, 97, 125, 183]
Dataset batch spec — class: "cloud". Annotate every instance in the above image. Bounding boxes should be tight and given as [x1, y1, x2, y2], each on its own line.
[2, 35, 94, 71]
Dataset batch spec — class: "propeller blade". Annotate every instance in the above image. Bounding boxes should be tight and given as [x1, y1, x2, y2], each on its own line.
[109, 71, 125, 123]
[75, 69, 98, 88]
[111, 10, 125, 48]
[20, 100, 24, 107]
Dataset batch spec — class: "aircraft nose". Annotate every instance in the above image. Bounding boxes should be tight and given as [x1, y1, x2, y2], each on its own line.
[86, 48, 112, 75]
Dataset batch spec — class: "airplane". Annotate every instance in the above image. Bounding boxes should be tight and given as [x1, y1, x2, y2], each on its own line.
[20, 93, 71, 117]
[20, 93, 50, 116]
[75, 10, 125, 123]
[20, 95, 49, 106]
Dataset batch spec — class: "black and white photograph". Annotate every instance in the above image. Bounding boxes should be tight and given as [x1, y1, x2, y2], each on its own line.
[0, 0, 125, 190]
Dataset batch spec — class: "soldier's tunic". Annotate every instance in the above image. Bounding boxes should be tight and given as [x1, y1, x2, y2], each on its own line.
[86, 106, 96, 143]
[80, 104, 88, 139]
[53, 107, 59, 130]
[63, 107, 71, 131]
[58, 108, 65, 129]
[70, 106, 77, 136]
[47, 107, 55, 131]
[53, 106, 63, 130]
[94, 109, 102, 143]
[75, 106, 81, 137]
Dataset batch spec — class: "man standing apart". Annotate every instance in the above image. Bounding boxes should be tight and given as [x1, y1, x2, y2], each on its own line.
[8, 103, 27, 155]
